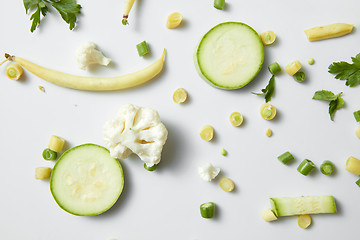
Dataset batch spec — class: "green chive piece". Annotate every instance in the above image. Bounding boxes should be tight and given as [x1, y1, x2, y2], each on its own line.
[356, 179, 360, 187]
[277, 152, 294, 165]
[200, 202, 215, 219]
[221, 148, 227, 156]
[308, 58, 315, 65]
[268, 62, 281, 75]
[144, 163, 157, 171]
[136, 41, 150, 57]
[214, 0, 225, 10]
[353, 110, 360, 122]
[42, 148, 58, 160]
[293, 71, 306, 82]
[297, 159, 316, 176]
[320, 160, 334, 175]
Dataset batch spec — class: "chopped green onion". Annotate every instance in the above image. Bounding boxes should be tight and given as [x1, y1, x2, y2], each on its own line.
[356, 179, 360, 187]
[144, 163, 157, 171]
[277, 152, 294, 165]
[308, 58, 315, 65]
[214, 0, 225, 10]
[42, 148, 57, 160]
[293, 71, 306, 82]
[200, 202, 215, 219]
[297, 159, 316, 176]
[354, 110, 360, 122]
[320, 160, 334, 175]
[221, 148, 227, 156]
[136, 41, 150, 57]
[268, 62, 281, 75]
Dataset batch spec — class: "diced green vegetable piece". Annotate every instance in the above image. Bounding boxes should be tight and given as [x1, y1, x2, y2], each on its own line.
[200, 202, 215, 218]
[221, 148, 227, 156]
[308, 58, 315, 65]
[144, 163, 157, 171]
[42, 148, 58, 160]
[268, 62, 281, 75]
[297, 159, 316, 176]
[270, 196, 337, 217]
[320, 160, 334, 175]
[293, 71, 305, 82]
[356, 179, 360, 187]
[277, 152, 294, 165]
[353, 110, 360, 122]
[214, 0, 225, 10]
[136, 41, 150, 56]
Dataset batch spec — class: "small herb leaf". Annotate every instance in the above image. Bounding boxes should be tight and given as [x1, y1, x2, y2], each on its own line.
[312, 90, 337, 101]
[328, 53, 360, 87]
[313, 90, 344, 121]
[252, 75, 275, 103]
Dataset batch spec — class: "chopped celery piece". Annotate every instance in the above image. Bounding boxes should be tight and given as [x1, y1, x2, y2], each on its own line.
[320, 160, 334, 175]
[48, 135, 65, 153]
[293, 71, 305, 82]
[260, 31, 276, 45]
[277, 152, 294, 165]
[219, 178, 235, 192]
[297, 159, 316, 176]
[200, 202, 215, 218]
[214, 0, 225, 10]
[346, 156, 360, 176]
[35, 167, 52, 180]
[285, 60, 302, 76]
[298, 214, 312, 229]
[136, 41, 150, 57]
[268, 62, 281, 75]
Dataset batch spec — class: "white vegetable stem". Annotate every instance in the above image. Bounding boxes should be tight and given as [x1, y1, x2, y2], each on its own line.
[122, 0, 136, 25]
[4, 49, 166, 91]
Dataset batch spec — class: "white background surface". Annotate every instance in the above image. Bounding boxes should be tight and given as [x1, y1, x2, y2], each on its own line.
[1, 0, 360, 239]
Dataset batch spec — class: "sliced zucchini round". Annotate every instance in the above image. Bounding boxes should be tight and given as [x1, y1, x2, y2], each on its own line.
[195, 22, 264, 89]
[50, 144, 124, 216]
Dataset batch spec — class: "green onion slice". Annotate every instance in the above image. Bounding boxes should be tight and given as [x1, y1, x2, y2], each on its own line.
[293, 71, 306, 82]
[214, 0, 225, 10]
[268, 62, 281, 75]
[136, 41, 150, 57]
[320, 160, 334, 175]
[200, 202, 215, 219]
[353, 110, 360, 122]
[42, 148, 58, 160]
[297, 159, 316, 176]
[277, 152, 294, 165]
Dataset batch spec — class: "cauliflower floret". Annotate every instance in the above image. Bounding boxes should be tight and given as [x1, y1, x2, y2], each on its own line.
[76, 41, 111, 70]
[103, 104, 168, 167]
[198, 162, 220, 181]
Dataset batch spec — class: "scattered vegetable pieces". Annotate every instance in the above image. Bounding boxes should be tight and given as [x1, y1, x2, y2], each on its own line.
[229, 112, 243, 127]
[312, 90, 344, 121]
[297, 159, 316, 176]
[285, 60, 302, 76]
[42, 148, 58, 161]
[320, 160, 335, 175]
[24, 0, 82, 32]
[6, 63, 23, 80]
[166, 12, 183, 29]
[200, 202, 215, 219]
[304, 23, 353, 41]
[265, 128, 272, 137]
[260, 31, 276, 45]
[261, 208, 277, 222]
[35, 167, 51, 180]
[173, 88, 188, 103]
[268, 62, 281, 75]
[136, 41, 150, 57]
[277, 152, 294, 165]
[329, 53, 360, 87]
[293, 71, 305, 82]
[219, 178, 235, 192]
[200, 125, 214, 141]
[260, 103, 276, 120]
[345, 156, 360, 176]
[48, 135, 65, 153]
[252, 75, 275, 103]
[298, 214, 312, 229]
[214, 0, 225, 10]
[198, 162, 220, 181]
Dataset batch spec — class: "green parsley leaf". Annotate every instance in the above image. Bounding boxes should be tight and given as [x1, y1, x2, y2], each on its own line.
[23, 0, 81, 32]
[252, 75, 275, 103]
[313, 90, 344, 121]
[328, 53, 360, 87]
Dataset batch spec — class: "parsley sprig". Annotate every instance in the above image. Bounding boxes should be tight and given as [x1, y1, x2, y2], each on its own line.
[312, 90, 345, 121]
[24, 0, 82, 32]
[252, 75, 275, 103]
[328, 53, 360, 87]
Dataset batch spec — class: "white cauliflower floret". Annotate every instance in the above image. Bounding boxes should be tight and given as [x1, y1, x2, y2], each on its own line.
[198, 162, 220, 181]
[103, 104, 168, 167]
[76, 41, 111, 70]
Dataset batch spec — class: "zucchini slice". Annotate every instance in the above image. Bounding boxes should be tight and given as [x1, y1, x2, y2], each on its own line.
[50, 144, 124, 216]
[195, 22, 264, 89]
[270, 196, 337, 217]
